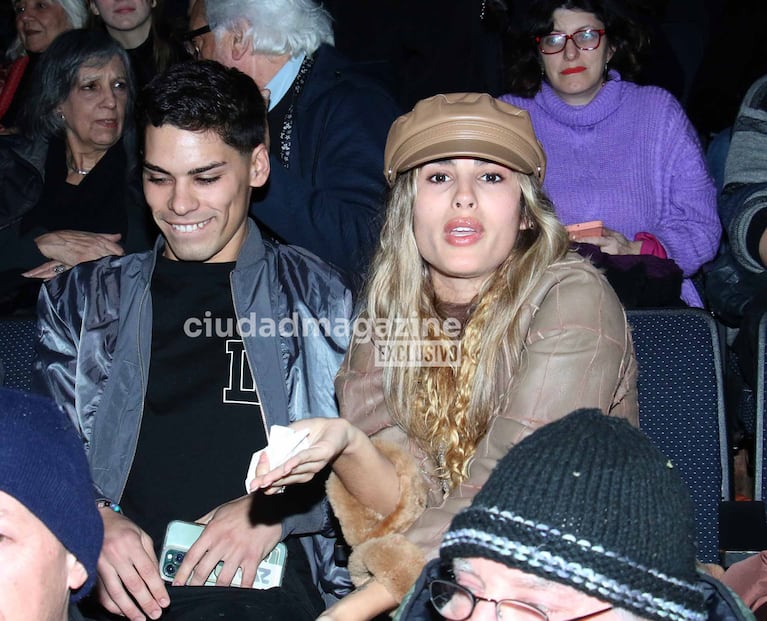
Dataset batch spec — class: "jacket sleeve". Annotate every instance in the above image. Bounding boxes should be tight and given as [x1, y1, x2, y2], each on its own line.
[279, 488, 336, 539]
[332, 338, 433, 599]
[335, 337, 391, 436]
[325, 438, 429, 599]
[720, 76, 767, 274]
[0, 223, 48, 271]
[32, 273, 109, 501]
[280, 261, 356, 539]
[653, 94, 721, 277]
[0, 136, 48, 268]
[723, 186, 767, 274]
[397, 265, 638, 584]
[250, 82, 400, 273]
[32, 275, 80, 420]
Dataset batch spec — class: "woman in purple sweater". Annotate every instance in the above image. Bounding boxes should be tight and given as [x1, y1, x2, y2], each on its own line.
[500, 0, 720, 306]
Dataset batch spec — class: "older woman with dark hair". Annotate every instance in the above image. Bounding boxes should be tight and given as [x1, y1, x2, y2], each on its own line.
[0, 29, 153, 314]
[500, 0, 720, 307]
[0, 0, 88, 129]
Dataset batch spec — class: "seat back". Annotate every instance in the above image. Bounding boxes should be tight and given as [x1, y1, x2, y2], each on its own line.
[627, 309, 729, 563]
[756, 313, 766, 502]
[0, 316, 38, 392]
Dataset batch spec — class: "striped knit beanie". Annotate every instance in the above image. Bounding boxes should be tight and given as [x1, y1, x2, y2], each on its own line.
[440, 409, 706, 621]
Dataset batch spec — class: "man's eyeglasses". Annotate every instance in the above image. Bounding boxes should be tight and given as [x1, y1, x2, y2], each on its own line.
[429, 579, 614, 621]
[182, 24, 211, 60]
[536, 28, 605, 55]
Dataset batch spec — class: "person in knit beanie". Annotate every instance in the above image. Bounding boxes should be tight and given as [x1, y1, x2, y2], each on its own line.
[433, 408, 707, 621]
[0, 387, 103, 621]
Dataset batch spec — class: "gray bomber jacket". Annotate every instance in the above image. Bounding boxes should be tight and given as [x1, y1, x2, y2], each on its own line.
[32, 220, 354, 599]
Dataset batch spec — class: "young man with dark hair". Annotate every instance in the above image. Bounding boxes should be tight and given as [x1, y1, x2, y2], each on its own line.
[33, 60, 352, 621]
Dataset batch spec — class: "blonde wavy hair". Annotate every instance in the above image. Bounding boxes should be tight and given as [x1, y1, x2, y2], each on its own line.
[362, 167, 570, 489]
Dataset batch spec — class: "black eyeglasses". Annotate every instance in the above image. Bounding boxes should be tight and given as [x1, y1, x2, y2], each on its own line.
[182, 24, 211, 60]
[536, 28, 605, 54]
[429, 579, 614, 621]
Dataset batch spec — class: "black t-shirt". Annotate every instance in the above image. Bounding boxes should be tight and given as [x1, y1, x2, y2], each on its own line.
[121, 256, 268, 550]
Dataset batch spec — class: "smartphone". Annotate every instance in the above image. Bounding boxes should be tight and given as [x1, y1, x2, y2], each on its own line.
[566, 220, 604, 240]
[159, 520, 287, 589]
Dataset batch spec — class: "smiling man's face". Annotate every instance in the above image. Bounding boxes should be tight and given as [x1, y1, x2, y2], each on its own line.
[142, 124, 269, 263]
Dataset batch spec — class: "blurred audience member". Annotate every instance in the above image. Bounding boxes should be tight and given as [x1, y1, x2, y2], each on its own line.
[707, 74, 767, 390]
[722, 551, 767, 620]
[0, 0, 87, 130]
[88, 0, 188, 89]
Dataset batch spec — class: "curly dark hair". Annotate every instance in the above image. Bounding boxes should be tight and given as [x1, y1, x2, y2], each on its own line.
[138, 60, 267, 153]
[504, 0, 650, 97]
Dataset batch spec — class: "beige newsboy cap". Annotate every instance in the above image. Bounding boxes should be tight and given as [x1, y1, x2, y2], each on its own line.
[383, 92, 546, 186]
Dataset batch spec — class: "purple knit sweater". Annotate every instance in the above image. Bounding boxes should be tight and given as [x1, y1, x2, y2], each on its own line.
[500, 72, 720, 306]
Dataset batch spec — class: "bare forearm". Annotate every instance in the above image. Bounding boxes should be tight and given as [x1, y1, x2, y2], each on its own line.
[334, 422, 400, 517]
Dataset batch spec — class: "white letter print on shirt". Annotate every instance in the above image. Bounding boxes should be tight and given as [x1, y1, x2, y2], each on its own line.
[223, 339, 260, 406]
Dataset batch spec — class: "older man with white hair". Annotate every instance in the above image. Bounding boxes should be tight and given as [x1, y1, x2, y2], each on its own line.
[187, 0, 400, 279]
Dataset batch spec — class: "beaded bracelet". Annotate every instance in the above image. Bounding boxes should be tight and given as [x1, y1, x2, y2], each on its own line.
[96, 499, 122, 513]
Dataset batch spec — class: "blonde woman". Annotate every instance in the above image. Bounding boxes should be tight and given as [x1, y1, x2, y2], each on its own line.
[251, 92, 638, 620]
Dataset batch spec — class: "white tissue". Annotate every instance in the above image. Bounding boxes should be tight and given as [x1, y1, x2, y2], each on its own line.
[244, 425, 311, 492]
